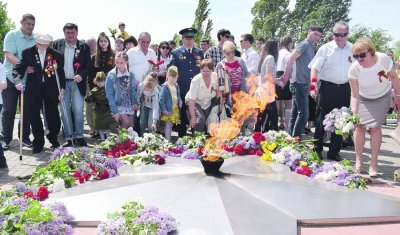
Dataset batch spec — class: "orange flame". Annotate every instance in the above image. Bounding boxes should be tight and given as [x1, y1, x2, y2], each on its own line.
[203, 74, 275, 160]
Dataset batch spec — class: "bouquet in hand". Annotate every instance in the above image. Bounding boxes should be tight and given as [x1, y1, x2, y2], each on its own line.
[323, 107, 360, 139]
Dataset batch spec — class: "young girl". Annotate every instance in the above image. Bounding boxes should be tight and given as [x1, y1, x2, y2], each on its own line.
[86, 72, 112, 140]
[159, 66, 182, 142]
[105, 52, 139, 129]
[88, 32, 115, 138]
[136, 74, 160, 136]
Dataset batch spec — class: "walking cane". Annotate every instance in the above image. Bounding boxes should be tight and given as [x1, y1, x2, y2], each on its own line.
[53, 63, 74, 147]
[19, 85, 24, 161]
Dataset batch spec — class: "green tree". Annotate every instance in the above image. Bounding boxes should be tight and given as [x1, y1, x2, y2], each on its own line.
[348, 24, 393, 52]
[0, 1, 15, 60]
[172, 33, 181, 47]
[287, 0, 351, 41]
[251, 0, 289, 39]
[192, 0, 213, 45]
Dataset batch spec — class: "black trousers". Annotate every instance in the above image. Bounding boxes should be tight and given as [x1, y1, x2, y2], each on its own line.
[255, 101, 278, 132]
[30, 84, 61, 148]
[314, 81, 350, 157]
[176, 102, 189, 137]
[1, 79, 31, 143]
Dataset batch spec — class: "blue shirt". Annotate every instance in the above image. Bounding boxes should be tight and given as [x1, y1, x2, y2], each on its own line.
[3, 28, 36, 83]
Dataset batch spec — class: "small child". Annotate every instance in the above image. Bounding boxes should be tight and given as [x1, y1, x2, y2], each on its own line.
[137, 73, 160, 136]
[86, 72, 112, 140]
[105, 52, 139, 129]
[114, 37, 125, 53]
[159, 66, 182, 142]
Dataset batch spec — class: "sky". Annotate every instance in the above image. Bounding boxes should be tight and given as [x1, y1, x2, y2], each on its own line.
[4, 0, 400, 47]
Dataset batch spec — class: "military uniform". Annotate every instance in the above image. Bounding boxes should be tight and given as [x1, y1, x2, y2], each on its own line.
[169, 28, 204, 137]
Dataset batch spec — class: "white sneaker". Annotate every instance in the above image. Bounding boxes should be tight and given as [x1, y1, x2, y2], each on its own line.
[389, 126, 400, 144]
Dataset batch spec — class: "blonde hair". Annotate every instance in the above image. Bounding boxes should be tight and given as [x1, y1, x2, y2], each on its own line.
[167, 66, 179, 78]
[93, 71, 106, 84]
[143, 73, 157, 89]
[222, 41, 236, 53]
[352, 37, 376, 56]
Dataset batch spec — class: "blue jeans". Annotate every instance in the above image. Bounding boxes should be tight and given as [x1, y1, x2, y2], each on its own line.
[60, 80, 84, 140]
[289, 82, 309, 138]
[139, 106, 154, 136]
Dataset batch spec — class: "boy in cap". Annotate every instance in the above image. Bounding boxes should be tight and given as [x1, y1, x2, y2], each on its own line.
[170, 27, 204, 137]
[13, 33, 66, 153]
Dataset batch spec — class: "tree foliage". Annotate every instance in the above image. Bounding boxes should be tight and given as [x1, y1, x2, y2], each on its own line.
[192, 0, 213, 45]
[251, 0, 289, 39]
[251, 0, 351, 42]
[0, 1, 15, 60]
[348, 24, 393, 53]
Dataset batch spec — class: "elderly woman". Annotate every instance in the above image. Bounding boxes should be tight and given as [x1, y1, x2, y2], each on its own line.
[186, 59, 219, 133]
[349, 38, 400, 176]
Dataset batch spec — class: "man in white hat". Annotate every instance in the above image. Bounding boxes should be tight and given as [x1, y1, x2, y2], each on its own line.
[13, 33, 66, 153]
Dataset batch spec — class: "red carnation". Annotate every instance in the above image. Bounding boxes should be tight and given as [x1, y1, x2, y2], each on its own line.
[234, 144, 244, 155]
[72, 171, 81, 178]
[198, 146, 204, 155]
[295, 166, 312, 177]
[309, 84, 316, 91]
[248, 149, 255, 155]
[256, 150, 263, 156]
[252, 132, 266, 143]
[36, 186, 49, 201]
[23, 191, 35, 199]
[83, 173, 90, 181]
[311, 77, 318, 83]
[74, 62, 81, 69]
[155, 155, 166, 165]
[98, 171, 110, 180]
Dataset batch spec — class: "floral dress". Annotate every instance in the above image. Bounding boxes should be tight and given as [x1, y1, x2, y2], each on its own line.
[160, 83, 181, 124]
[117, 75, 134, 115]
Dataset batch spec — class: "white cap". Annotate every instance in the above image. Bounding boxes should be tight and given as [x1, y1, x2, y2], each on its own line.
[35, 34, 53, 45]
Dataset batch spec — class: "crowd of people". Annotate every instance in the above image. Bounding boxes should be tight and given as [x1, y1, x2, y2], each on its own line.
[0, 13, 399, 178]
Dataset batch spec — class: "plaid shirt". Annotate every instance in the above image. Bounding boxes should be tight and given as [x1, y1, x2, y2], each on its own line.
[205, 45, 224, 68]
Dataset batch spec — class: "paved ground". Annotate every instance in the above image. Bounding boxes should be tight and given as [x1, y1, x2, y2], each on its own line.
[0, 119, 399, 187]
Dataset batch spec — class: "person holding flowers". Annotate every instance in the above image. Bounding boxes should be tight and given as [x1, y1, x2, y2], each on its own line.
[308, 21, 353, 161]
[136, 73, 160, 136]
[105, 52, 139, 129]
[13, 34, 65, 153]
[85, 72, 112, 140]
[159, 66, 182, 142]
[348, 38, 400, 176]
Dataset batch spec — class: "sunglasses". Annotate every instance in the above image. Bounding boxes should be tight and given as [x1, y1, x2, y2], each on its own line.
[333, 32, 348, 37]
[160, 46, 169, 50]
[353, 49, 371, 59]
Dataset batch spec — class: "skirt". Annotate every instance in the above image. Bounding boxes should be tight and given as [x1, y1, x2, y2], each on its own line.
[359, 90, 391, 128]
[275, 71, 292, 100]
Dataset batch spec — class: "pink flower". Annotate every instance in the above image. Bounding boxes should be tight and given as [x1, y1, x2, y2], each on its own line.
[36, 186, 49, 201]
[155, 155, 166, 165]
[252, 132, 266, 143]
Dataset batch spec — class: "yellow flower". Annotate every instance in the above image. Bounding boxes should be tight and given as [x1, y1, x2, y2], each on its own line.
[261, 151, 272, 161]
[299, 161, 308, 167]
[267, 142, 277, 151]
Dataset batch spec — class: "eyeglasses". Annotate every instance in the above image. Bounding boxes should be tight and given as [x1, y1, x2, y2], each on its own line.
[333, 32, 348, 37]
[225, 51, 235, 56]
[353, 49, 371, 59]
[160, 46, 169, 50]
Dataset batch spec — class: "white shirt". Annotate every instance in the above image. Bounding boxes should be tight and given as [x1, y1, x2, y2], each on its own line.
[277, 48, 290, 71]
[241, 47, 260, 75]
[348, 52, 393, 99]
[38, 49, 46, 82]
[308, 40, 353, 84]
[185, 72, 218, 110]
[64, 42, 76, 79]
[127, 47, 157, 83]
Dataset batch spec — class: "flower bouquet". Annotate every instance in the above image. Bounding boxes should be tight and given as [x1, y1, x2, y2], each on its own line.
[323, 107, 360, 139]
[97, 200, 177, 235]
[135, 133, 169, 152]
[0, 191, 74, 234]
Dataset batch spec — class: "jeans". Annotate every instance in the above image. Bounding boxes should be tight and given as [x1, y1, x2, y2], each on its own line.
[289, 82, 309, 138]
[139, 106, 154, 136]
[61, 80, 84, 140]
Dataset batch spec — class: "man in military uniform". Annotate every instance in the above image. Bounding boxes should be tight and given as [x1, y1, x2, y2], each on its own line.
[170, 28, 204, 137]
